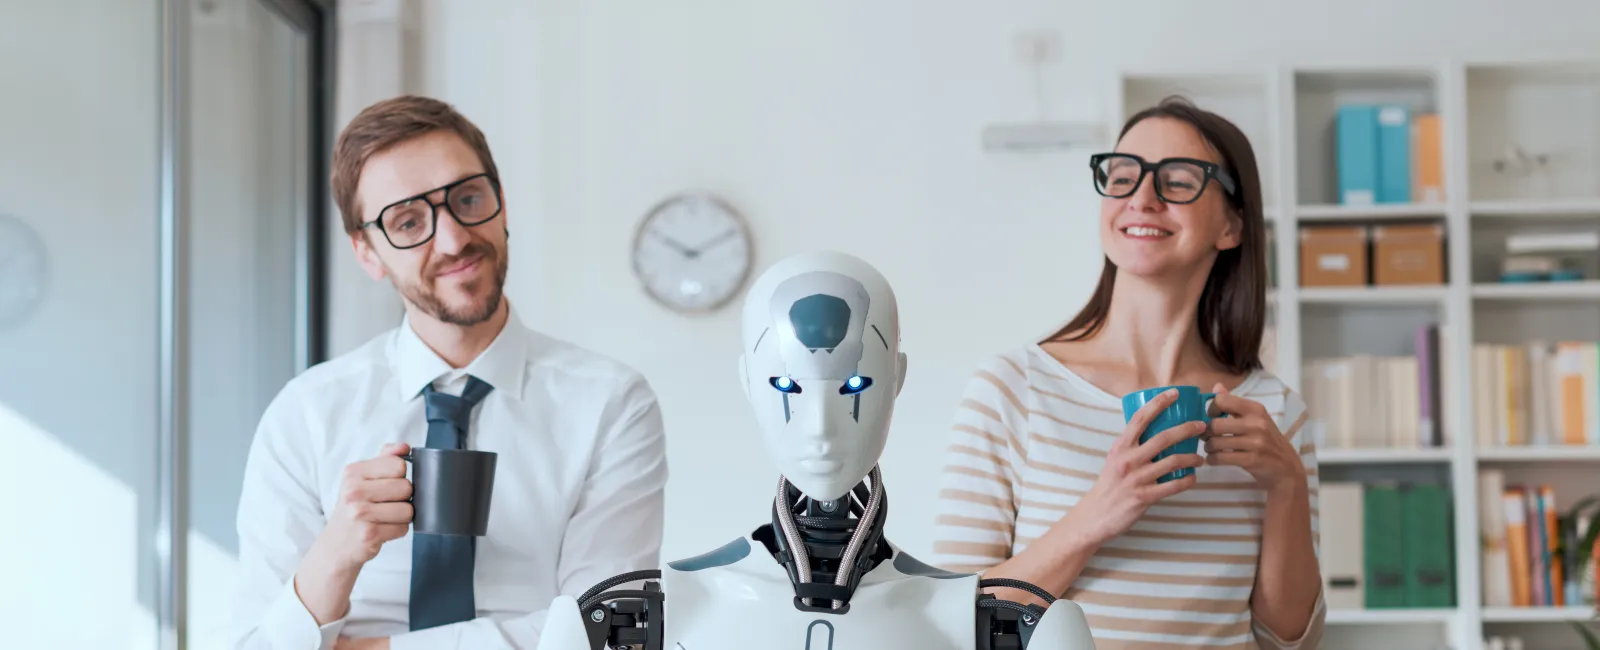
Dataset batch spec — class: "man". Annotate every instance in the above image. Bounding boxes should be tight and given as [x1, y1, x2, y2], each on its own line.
[229, 95, 669, 650]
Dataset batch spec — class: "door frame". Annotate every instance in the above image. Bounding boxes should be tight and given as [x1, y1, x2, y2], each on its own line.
[156, 1, 336, 648]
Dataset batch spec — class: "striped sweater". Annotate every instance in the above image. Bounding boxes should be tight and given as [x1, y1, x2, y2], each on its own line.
[931, 344, 1324, 649]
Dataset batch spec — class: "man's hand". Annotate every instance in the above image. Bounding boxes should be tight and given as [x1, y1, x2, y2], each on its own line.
[335, 636, 391, 650]
[294, 443, 414, 624]
[319, 442, 415, 566]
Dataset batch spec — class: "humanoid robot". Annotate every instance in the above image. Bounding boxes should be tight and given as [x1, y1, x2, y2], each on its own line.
[536, 251, 1096, 650]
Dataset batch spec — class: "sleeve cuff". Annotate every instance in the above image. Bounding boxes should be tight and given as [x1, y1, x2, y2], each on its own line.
[389, 621, 463, 650]
[1253, 589, 1326, 650]
[264, 574, 346, 650]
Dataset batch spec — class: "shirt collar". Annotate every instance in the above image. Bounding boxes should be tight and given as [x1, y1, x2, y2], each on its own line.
[391, 302, 530, 401]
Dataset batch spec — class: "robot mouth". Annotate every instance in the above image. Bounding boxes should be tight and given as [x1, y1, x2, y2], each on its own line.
[799, 458, 843, 473]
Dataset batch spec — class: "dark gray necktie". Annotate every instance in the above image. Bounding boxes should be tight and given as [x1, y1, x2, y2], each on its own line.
[409, 375, 494, 631]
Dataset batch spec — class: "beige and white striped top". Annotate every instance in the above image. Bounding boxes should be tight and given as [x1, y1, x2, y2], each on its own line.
[932, 344, 1322, 649]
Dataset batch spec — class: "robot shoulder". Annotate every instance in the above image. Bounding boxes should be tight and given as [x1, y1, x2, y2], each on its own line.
[883, 549, 974, 580]
[665, 536, 755, 572]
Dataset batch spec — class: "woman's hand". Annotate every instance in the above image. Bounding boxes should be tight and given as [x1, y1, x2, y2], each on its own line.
[1062, 388, 1206, 547]
[1203, 382, 1306, 492]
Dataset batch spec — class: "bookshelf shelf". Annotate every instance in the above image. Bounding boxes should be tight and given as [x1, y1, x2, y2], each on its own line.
[1320, 447, 1453, 464]
[1116, 57, 1600, 650]
[1471, 198, 1600, 218]
[1479, 606, 1598, 623]
[1327, 608, 1458, 624]
[1477, 446, 1600, 462]
[1297, 203, 1448, 220]
[1472, 281, 1600, 300]
[1298, 285, 1449, 304]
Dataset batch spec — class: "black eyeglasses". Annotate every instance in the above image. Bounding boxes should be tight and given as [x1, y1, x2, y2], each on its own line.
[361, 172, 503, 249]
[1090, 153, 1237, 205]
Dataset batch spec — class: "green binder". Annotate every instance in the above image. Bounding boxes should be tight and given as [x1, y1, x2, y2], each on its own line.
[1402, 484, 1456, 606]
[1364, 483, 1407, 607]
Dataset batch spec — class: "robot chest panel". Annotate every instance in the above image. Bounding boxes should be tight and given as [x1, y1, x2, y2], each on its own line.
[659, 567, 979, 650]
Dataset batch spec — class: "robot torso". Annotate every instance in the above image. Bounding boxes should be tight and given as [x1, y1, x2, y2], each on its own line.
[658, 535, 981, 650]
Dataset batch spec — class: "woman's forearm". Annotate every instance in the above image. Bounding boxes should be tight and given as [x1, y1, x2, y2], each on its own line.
[980, 517, 1101, 607]
[1252, 479, 1322, 640]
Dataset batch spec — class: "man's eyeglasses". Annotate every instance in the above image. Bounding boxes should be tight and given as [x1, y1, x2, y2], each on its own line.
[361, 172, 502, 249]
[1090, 153, 1237, 205]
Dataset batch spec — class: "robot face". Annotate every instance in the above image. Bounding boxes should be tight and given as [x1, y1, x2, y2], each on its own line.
[739, 253, 905, 501]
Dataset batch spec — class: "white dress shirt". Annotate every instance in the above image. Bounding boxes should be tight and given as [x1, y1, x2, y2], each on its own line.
[229, 305, 669, 649]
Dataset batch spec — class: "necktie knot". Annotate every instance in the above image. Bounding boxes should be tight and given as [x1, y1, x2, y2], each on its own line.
[421, 375, 494, 449]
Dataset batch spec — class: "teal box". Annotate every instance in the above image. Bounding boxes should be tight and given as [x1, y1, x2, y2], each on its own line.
[1376, 105, 1412, 203]
[1336, 105, 1379, 205]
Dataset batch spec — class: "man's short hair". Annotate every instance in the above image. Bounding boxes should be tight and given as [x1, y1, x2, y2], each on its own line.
[330, 95, 500, 235]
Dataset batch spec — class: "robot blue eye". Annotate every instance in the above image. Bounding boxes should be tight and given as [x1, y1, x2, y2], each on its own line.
[769, 376, 802, 393]
[838, 375, 873, 395]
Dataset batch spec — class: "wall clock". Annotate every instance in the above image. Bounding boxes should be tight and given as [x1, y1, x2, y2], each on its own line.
[0, 213, 47, 330]
[630, 192, 754, 314]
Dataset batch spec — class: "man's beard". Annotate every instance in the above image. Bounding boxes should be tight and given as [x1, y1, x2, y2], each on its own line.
[393, 241, 508, 326]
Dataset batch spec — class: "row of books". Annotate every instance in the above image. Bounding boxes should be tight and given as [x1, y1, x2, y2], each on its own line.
[1301, 325, 1447, 449]
[1336, 104, 1443, 205]
[1477, 470, 1599, 608]
[1321, 482, 1455, 608]
[1472, 341, 1600, 447]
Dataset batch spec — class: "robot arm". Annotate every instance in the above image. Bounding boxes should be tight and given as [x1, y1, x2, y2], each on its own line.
[976, 578, 1096, 650]
[537, 570, 665, 650]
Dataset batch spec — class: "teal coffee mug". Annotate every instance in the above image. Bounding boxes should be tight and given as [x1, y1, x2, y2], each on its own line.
[1120, 385, 1221, 484]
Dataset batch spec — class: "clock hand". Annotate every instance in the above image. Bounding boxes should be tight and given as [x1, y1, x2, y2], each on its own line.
[692, 228, 738, 252]
[650, 231, 697, 258]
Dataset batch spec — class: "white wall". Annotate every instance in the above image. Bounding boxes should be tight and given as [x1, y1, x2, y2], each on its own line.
[414, 0, 1600, 564]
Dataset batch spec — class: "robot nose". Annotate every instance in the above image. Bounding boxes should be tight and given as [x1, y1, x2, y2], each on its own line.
[790, 393, 842, 436]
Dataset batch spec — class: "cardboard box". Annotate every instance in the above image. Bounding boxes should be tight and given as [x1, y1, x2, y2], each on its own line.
[1301, 225, 1369, 287]
[1373, 224, 1445, 286]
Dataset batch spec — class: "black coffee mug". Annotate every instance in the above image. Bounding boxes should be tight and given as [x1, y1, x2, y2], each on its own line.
[402, 448, 498, 536]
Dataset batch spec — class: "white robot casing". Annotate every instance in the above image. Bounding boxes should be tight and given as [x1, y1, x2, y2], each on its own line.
[536, 251, 1095, 649]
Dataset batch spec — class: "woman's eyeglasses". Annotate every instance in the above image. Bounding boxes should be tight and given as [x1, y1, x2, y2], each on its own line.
[1090, 153, 1237, 205]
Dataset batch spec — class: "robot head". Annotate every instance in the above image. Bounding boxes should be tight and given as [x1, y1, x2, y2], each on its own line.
[738, 251, 907, 502]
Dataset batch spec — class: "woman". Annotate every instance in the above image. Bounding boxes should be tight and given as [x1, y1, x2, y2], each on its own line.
[932, 97, 1323, 649]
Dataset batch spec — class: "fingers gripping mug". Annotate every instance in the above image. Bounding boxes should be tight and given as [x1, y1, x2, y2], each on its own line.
[1120, 386, 1224, 484]
[402, 448, 498, 536]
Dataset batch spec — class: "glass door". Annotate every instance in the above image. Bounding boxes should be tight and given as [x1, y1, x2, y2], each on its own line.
[0, 1, 333, 648]
[183, 0, 332, 648]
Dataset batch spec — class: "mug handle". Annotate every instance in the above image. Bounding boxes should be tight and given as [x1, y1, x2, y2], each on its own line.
[1200, 392, 1229, 421]
[400, 451, 415, 502]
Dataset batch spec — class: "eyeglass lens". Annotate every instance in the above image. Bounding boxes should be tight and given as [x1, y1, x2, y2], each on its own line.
[1094, 155, 1210, 203]
[378, 175, 500, 248]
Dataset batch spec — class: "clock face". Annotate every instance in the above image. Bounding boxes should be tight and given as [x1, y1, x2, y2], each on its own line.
[0, 214, 47, 330]
[630, 193, 753, 313]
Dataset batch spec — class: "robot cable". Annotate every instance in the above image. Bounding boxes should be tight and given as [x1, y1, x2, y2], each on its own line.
[576, 569, 662, 608]
[775, 476, 813, 587]
[976, 577, 1058, 605]
[831, 464, 885, 609]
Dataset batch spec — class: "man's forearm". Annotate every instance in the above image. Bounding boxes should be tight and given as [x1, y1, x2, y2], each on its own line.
[1252, 480, 1321, 640]
[295, 540, 362, 626]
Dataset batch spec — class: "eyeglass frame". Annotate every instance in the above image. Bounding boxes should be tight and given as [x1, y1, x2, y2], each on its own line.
[359, 172, 504, 250]
[1088, 152, 1238, 205]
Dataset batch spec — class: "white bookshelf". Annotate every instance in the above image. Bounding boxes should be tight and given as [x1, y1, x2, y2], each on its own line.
[1480, 606, 1598, 623]
[1112, 57, 1600, 650]
[1320, 447, 1454, 465]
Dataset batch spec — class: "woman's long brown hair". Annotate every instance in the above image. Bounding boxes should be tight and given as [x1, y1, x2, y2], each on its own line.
[1043, 95, 1268, 375]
